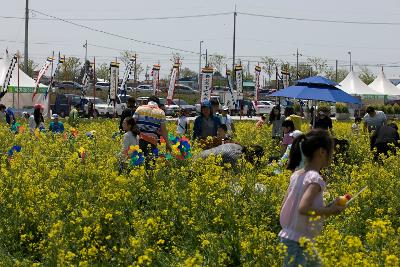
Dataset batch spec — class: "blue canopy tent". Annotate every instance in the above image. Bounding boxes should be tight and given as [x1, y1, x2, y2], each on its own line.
[269, 76, 361, 128]
[269, 76, 361, 104]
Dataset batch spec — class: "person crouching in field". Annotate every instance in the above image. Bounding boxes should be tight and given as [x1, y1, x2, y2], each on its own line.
[370, 122, 400, 161]
[119, 117, 140, 173]
[279, 130, 346, 266]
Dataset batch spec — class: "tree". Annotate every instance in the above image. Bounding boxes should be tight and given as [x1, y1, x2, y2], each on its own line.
[180, 67, 197, 78]
[208, 54, 227, 75]
[59, 57, 81, 81]
[260, 56, 277, 82]
[358, 66, 376, 84]
[19, 59, 38, 78]
[307, 57, 328, 74]
[96, 63, 110, 81]
[170, 52, 184, 64]
[325, 67, 349, 82]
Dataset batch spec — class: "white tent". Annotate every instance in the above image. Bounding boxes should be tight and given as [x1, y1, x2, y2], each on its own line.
[397, 82, 400, 89]
[369, 70, 400, 96]
[339, 71, 382, 95]
[0, 53, 48, 114]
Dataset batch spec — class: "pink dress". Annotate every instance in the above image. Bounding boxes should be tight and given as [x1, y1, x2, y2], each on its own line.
[279, 170, 326, 242]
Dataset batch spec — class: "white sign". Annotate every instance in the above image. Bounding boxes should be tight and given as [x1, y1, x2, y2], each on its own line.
[120, 58, 134, 92]
[109, 62, 119, 101]
[167, 64, 179, 102]
[152, 64, 160, 95]
[254, 66, 261, 102]
[201, 67, 213, 102]
[1, 54, 17, 93]
[225, 69, 237, 109]
[235, 65, 243, 100]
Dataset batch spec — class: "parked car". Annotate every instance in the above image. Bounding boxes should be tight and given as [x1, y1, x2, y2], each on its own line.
[135, 84, 153, 92]
[55, 81, 83, 91]
[252, 100, 274, 115]
[95, 82, 110, 91]
[172, 99, 196, 116]
[82, 97, 114, 117]
[175, 84, 199, 94]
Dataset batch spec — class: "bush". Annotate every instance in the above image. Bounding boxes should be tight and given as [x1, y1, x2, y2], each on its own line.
[335, 103, 349, 113]
[393, 103, 400, 114]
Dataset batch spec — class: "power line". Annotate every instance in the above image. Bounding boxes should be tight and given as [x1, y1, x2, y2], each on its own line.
[29, 9, 199, 54]
[0, 12, 232, 21]
[238, 11, 400, 26]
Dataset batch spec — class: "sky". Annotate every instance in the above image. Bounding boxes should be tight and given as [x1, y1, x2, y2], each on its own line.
[1, 0, 400, 80]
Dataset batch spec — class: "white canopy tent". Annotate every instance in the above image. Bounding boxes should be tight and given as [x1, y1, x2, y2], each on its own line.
[369, 70, 400, 96]
[0, 53, 49, 115]
[339, 71, 382, 95]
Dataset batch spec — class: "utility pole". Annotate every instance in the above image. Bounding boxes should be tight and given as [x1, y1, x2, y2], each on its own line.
[205, 49, 208, 67]
[335, 60, 338, 82]
[232, 5, 237, 91]
[348, 51, 352, 72]
[295, 49, 303, 80]
[24, 0, 29, 72]
[247, 61, 250, 79]
[84, 40, 88, 63]
[198, 40, 203, 90]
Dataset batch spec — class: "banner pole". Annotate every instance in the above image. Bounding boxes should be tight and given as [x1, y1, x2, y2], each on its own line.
[93, 57, 96, 118]
[17, 55, 20, 110]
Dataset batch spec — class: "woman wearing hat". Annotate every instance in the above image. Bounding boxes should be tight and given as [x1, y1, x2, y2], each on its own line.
[193, 100, 221, 140]
[29, 104, 45, 133]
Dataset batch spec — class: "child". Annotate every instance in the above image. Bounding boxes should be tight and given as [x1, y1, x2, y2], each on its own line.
[281, 120, 295, 154]
[177, 109, 190, 136]
[352, 117, 362, 134]
[256, 115, 266, 128]
[217, 124, 232, 143]
[269, 105, 285, 139]
[121, 117, 140, 155]
[280, 130, 346, 266]
[49, 114, 65, 133]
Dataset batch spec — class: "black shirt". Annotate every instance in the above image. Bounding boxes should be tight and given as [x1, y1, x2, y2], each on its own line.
[119, 108, 135, 131]
[313, 116, 333, 130]
[371, 125, 399, 146]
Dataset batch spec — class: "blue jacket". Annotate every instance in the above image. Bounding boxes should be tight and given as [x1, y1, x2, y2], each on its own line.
[5, 108, 15, 125]
[49, 121, 65, 133]
[193, 114, 221, 140]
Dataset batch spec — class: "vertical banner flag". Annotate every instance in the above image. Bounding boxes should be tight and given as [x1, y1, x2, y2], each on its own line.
[120, 58, 134, 95]
[45, 53, 65, 99]
[152, 64, 160, 95]
[109, 62, 119, 101]
[225, 69, 237, 110]
[81, 63, 92, 98]
[167, 63, 179, 104]
[1, 54, 17, 94]
[33, 56, 53, 100]
[235, 65, 243, 100]
[282, 67, 290, 88]
[254, 65, 261, 104]
[200, 67, 214, 102]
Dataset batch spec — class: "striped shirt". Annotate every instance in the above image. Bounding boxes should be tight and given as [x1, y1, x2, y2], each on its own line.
[133, 102, 166, 145]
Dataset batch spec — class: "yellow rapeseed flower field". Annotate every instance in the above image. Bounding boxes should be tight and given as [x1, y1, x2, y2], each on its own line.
[0, 119, 399, 266]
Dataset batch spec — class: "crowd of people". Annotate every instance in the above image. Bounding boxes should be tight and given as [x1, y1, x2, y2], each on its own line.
[2, 98, 400, 266]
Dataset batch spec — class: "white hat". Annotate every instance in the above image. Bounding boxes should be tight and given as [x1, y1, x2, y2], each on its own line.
[222, 106, 229, 111]
[290, 130, 303, 139]
[52, 114, 59, 119]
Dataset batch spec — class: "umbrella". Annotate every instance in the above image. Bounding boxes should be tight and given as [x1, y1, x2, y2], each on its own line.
[270, 76, 361, 104]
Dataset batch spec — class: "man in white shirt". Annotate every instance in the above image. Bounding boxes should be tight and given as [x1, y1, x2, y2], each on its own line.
[363, 106, 387, 133]
[220, 106, 235, 134]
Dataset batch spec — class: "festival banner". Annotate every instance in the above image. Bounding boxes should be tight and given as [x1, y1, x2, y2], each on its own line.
[167, 63, 179, 104]
[33, 56, 53, 100]
[282, 67, 290, 88]
[1, 54, 17, 94]
[254, 65, 261, 104]
[225, 69, 237, 110]
[152, 64, 160, 95]
[109, 62, 119, 101]
[45, 53, 65, 99]
[235, 65, 243, 100]
[120, 57, 135, 95]
[200, 67, 214, 102]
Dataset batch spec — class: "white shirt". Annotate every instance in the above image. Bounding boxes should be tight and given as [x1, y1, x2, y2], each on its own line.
[177, 116, 189, 135]
[122, 131, 139, 152]
[363, 111, 386, 131]
[28, 115, 36, 133]
[220, 115, 233, 132]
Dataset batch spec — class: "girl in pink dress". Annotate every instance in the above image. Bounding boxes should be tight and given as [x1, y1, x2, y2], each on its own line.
[279, 129, 346, 266]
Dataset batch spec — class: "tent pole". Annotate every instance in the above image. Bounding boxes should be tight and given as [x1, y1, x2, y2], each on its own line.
[17, 56, 20, 110]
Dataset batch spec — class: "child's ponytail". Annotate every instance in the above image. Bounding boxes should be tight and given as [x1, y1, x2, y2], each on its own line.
[287, 129, 334, 171]
[287, 134, 306, 171]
